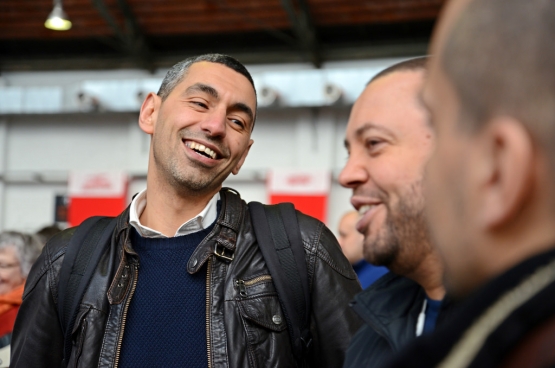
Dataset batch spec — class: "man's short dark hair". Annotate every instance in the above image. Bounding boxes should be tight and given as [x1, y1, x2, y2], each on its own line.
[157, 54, 257, 103]
[443, 0, 555, 160]
[368, 57, 428, 85]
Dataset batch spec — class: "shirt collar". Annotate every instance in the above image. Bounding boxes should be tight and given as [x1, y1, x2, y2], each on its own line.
[129, 188, 220, 238]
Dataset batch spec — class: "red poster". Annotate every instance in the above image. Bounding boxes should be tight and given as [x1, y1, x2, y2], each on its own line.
[68, 171, 128, 226]
[268, 169, 331, 223]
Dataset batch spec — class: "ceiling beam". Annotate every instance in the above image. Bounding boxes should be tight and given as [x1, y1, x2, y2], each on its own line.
[211, 0, 298, 49]
[0, 42, 429, 72]
[91, 0, 154, 72]
[280, 0, 321, 68]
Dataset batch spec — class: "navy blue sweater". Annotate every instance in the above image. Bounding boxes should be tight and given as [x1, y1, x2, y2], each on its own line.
[118, 223, 215, 368]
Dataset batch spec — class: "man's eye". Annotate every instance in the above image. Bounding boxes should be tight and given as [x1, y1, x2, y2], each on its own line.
[192, 101, 208, 109]
[366, 139, 382, 148]
[230, 118, 245, 128]
[365, 139, 386, 153]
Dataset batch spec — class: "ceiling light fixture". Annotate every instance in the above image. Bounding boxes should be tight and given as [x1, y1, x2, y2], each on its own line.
[44, 0, 72, 31]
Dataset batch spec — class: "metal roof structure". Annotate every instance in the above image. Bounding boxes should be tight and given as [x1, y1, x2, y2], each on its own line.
[1, 0, 445, 72]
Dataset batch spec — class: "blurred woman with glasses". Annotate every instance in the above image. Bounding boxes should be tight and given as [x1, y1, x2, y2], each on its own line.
[0, 232, 42, 348]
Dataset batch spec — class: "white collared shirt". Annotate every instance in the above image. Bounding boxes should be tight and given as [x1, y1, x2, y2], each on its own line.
[129, 189, 220, 238]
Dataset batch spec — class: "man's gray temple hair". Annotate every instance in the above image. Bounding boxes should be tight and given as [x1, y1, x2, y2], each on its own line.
[368, 56, 429, 86]
[0, 231, 43, 278]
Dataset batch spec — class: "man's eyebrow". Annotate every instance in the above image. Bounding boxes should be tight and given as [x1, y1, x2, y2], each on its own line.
[230, 102, 254, 126]
[343, 122, 393, 149]
[354, 122, 394, 139]
[185, 83, 219, 99]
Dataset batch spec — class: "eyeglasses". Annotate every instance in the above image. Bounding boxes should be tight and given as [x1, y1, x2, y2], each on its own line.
[0, 263, 20, 270]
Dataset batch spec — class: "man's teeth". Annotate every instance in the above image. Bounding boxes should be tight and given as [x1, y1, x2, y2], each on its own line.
[186, 141, 217, 159]
[359, 205, 377, 215]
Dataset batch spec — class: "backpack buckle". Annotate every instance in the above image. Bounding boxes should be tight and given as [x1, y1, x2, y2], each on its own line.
[214, 243, 235, 262]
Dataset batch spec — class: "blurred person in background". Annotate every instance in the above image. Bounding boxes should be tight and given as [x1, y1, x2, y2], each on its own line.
[386, 0, 555, 367]
[338, 210, 388, 289]
[11, 53, 361, 368]
[0, 232, 41, 348]
[339, 57, 454, 367]
[35, 224, 63, 248]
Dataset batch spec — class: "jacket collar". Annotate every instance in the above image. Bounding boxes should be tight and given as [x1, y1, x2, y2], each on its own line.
[186, 188, 243, 274]
[116, 188, 243, 266]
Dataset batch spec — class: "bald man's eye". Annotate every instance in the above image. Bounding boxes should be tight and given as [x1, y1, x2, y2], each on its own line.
[366, 138, 384, 150]
[230, 118, 245, 129]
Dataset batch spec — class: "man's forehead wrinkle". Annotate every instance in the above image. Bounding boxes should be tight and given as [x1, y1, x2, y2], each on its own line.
[185, 83, 220, 99]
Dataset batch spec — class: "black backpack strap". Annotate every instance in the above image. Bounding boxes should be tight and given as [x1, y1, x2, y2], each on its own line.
[248, 201, 312, 363]
[57, 216, 117, 367]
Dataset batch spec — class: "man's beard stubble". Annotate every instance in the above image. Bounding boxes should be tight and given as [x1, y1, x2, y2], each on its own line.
[363, 182, 433, 276]
[152, 129, 228, 197]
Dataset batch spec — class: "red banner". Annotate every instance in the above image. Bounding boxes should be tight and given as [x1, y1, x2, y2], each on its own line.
[268, 169, 330, 223]
[67, 171, 128, 226]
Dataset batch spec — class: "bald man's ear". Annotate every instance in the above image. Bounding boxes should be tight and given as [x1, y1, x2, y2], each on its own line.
[139, 92, 161, 135]
[478, 117, 534, 229]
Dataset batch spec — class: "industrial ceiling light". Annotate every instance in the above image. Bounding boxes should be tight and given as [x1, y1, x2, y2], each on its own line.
[44, 0, 72, 31]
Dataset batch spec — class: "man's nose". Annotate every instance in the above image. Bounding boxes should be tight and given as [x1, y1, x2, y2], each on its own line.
[200, 109, 227, 137]
[339, 155, 368, 189]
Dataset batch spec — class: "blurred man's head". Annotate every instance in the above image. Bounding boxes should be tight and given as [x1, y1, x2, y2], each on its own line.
[423, 0, 555, 296]
[338, 211, 365, 264]
[339, 58, 438, 278]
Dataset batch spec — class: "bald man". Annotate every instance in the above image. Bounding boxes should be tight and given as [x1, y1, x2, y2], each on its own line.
[339, 57, 454, 368]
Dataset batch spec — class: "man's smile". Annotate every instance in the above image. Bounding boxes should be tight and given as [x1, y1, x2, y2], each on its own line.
[351, 196, 385, 234]
[184, 140, 218, 160]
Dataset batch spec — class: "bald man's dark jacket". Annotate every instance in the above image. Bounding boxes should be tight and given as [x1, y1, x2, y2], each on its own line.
[384, 248, 555, 368]
[10, 188, 362, 368]
[343, 272, 454, 368]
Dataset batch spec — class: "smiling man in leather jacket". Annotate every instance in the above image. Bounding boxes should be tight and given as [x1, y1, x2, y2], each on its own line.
[10, 54, 362, 368]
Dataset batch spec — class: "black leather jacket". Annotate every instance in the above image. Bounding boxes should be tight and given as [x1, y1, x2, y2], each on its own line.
[11, 188, 362, 368]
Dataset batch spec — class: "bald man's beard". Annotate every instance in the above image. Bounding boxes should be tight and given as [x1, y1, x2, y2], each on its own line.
[362, 183, 433, 276]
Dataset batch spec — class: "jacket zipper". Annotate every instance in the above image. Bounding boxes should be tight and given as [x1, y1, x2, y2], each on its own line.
[113, 263, 139, 368]
[206, 257, 213, 368]
[235, 275, 273, 297]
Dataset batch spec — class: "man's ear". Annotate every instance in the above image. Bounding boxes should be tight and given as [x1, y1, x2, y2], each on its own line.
[478, 117, 534, 229]
[232, 139, 254, 175]
[138, 92, 161, 134]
